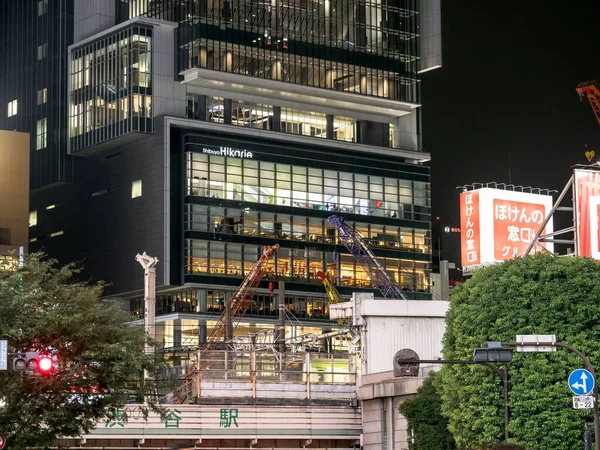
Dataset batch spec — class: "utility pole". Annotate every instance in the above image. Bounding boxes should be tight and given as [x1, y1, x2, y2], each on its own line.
[135, 252, 159, 355]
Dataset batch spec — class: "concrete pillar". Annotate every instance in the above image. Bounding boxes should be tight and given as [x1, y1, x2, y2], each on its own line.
[198, 289, 207, 312]
[198, 95, 207, 121]
[198, 321, 207, 345]
[272, 106, 281, 131]
[199, 46, 207, 68]
[326, 114, 334, 139]
[385, 397, 394, 449]
[271, 59, 282, 80]
[326, 69, 335, 88]
[224, 51, 233, 71]
[173, 319, 182, 348]
[223, 98, 232, 125]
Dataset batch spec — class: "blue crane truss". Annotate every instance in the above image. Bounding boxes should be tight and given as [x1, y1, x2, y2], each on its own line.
[328, 215, 408, 300]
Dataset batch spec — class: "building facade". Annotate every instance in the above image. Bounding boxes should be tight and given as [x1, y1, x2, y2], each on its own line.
[0, 130, 30, 268]
[0, 0, 74, 190]
[1, 0, 441, 348]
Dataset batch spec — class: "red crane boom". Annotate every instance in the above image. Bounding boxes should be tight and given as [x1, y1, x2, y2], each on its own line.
[170, 244, 279, 403]
[576, 80, 600, 125]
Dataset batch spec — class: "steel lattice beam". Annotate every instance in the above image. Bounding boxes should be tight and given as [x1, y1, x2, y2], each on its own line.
[328, 215, 408, 300]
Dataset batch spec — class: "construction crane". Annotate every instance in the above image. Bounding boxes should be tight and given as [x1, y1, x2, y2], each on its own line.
[576, 80, 600, 125]
[317, 270, 348, 325]
[317, 270, 342, 306]
[328, 215, 408, 300]
[203, 243, 280, 350]
[171, 243, 279, 403]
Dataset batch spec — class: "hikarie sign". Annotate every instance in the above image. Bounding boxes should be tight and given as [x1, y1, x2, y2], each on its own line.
[574, 169, 600, 259]
[460, 188, 553, 270]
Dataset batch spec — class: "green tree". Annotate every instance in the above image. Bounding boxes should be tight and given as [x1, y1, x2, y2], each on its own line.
[439, 253, 600, 450]
[399, 371, 456, 450]
[0, 253, 170, 449]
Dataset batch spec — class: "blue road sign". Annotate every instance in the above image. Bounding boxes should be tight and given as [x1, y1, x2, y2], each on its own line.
[569, 369, 595, 395]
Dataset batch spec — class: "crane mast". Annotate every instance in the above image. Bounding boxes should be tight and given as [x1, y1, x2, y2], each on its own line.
[328, 215, 408, 300]
[576, 80, 600, 125]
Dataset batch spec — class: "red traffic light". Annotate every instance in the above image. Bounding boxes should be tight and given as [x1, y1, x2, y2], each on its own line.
[38, 356, 53, 374]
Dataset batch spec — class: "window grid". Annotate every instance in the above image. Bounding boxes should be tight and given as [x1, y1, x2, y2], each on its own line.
[184, 238, 429, 292]
[126, 0, 420, 102]
[68, 25, 153, 152]
[36, 118, 47, 150]
[186, 151, 431, 220]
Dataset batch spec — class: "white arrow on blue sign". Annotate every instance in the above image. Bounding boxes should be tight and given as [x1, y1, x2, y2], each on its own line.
[568, 369, 595, 395]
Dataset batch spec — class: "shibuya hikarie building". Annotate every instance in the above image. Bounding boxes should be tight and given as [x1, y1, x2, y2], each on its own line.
[1, 0, 441, 346]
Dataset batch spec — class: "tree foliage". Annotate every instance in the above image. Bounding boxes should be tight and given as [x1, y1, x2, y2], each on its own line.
[0, 253, 170, 449]
[440, 254, 600, 449]
[399, 371, 456, 450]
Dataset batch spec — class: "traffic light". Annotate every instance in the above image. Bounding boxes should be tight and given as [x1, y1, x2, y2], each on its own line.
[12, 353, 27, 371]
[12, 351, 54, 374]
[37, 355, 53, 375]
[26, 352, 40, 372]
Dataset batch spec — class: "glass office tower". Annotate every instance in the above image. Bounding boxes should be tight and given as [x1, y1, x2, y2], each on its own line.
[3, 0, 441, 347]
[124, 0, 419, 102]
[0, 0, 74, 189]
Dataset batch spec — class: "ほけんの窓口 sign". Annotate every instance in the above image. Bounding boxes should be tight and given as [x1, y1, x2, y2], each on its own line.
[460, 188, 553, 270]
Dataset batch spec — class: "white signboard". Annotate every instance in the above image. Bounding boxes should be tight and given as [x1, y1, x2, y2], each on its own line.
[0, 340, 7, 371]
[515, 334, 557, 353]
[460, 188, 554, 271]
[573, 395, 595, 409]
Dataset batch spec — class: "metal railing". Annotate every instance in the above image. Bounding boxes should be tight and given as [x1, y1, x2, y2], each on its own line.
[167, 349, 356, 403]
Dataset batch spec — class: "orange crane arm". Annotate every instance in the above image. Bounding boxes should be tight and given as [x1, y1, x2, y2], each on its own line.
[576, 80, 600, 125]
[171, 244, 279, 403]
[204, 243, 280, 351]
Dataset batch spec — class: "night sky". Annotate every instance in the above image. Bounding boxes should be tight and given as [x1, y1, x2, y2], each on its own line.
[423, 1, 600, 263]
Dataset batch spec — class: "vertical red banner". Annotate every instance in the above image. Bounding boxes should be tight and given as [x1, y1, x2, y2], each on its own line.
[460, 190, 480, 267]
[574, 169, 600, 258]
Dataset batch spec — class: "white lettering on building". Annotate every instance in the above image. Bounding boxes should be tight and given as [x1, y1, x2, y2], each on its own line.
[202, 146, 253, 159]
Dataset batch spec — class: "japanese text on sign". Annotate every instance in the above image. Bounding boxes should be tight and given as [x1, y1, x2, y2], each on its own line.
[220, 408, 239, 428]
[460, 191, 480, 267]
[105, 407, 183, 429]
[493, 199, 546, 260]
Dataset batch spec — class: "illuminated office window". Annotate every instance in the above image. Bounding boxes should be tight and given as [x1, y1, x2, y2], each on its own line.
[132, 180, 143, 198]
[36, 118, 47, 150]
[37, 88, 47, 105]
[7, 100, 17, 117]
[29, 211, 38, 227]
